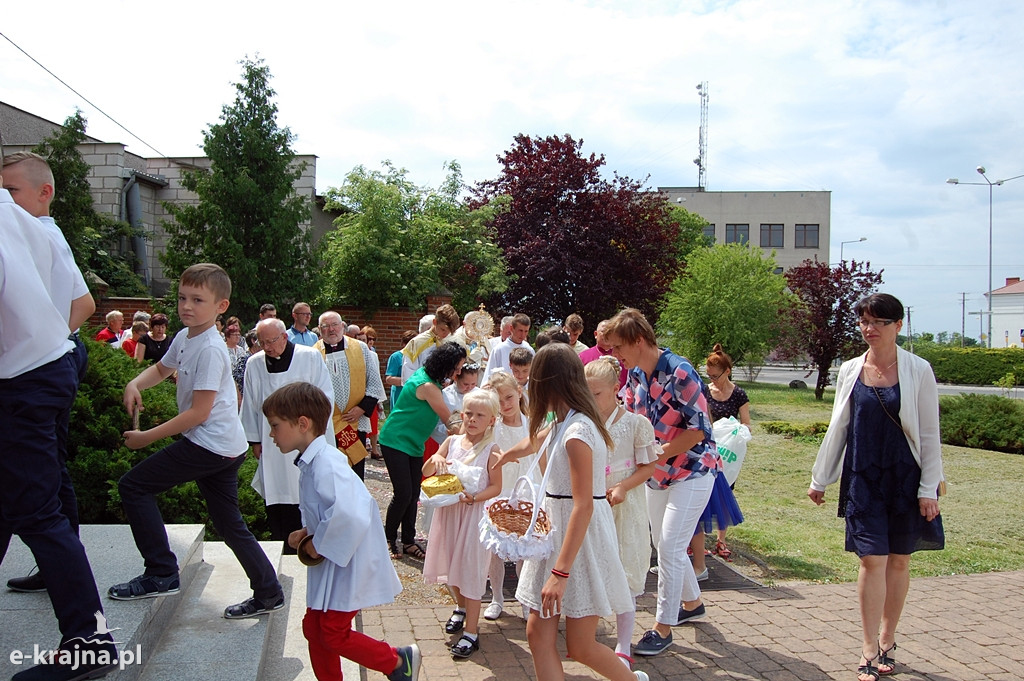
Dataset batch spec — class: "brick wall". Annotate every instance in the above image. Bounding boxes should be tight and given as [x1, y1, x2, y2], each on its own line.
[88, 297, 154, 332]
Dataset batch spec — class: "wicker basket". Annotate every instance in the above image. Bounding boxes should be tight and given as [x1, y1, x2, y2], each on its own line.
[421, 473, 463, 498]
[486, 498, 550, 537]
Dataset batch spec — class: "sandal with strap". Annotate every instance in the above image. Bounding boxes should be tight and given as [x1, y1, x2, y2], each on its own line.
[403, 542, 426, 560]
[445, 610, 465, 634]
[857, 652, 880, 681]
[715, 540, 732, 560]
[450, 633, 479, 658]
[878, 642, 897, 676]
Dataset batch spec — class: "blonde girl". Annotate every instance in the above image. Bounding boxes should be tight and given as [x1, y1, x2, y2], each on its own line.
[585, 356, 660, 669]
[421, 388, 502, 659]
[496, 344, 646, 681]
[482, 371, 533, 621]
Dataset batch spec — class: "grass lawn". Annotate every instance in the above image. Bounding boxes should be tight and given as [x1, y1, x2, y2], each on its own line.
[726, 382, 1024, 584]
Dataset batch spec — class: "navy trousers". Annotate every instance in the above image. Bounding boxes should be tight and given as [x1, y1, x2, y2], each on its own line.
[0, 351, 109, 646]
[118, 437, 282, 603]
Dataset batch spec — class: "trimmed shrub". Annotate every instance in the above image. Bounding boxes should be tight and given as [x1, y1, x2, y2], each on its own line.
[915, 347, 1024, 386]
[761, 421, 830, 437]
[68, 337, 269, 539]
[939, 394, 1024, 455]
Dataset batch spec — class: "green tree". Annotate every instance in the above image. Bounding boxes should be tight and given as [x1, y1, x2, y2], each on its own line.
[658, 243, 793, 365]
[161, 57, 311, 322]
[316, 161, 508, 313]
[32, 111, 148, 295]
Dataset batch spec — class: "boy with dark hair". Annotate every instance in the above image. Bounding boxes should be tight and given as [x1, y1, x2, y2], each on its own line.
[111, 263, 284, 619]
[484, 312, 534, 380]
[262, 382, 420, 681]
[508, 347, 533, 405]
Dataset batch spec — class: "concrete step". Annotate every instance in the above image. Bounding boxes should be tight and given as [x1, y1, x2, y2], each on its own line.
[0, 524, 205, 681]
[137, 540, 283, 681]
[260, 551, 362, 681]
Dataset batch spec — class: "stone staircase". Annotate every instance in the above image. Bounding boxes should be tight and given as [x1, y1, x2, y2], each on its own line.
[0, 525, 359, 681]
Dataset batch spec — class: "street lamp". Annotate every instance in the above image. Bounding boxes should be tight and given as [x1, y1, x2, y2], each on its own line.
[946, 167, 1024, 348]
[840, 237, 867, 263]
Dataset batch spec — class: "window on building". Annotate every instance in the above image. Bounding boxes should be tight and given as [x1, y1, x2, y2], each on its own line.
[760, 224, 784, 248]
[725, 224, 749, 245]
[795, 224, 819, 248]
[773, 266, 784, 275]
[703, 223, 716, 243]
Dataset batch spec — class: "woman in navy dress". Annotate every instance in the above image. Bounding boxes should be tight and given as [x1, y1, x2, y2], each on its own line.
[808, 293, 944, 681]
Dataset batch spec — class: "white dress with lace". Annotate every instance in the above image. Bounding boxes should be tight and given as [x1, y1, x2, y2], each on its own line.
[605, 408, 661, 596]
[514, 413, 633, 618]
[495, 418, 537, 494]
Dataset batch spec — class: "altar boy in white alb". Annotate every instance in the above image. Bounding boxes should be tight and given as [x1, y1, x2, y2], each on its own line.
[262, 382, 419, 681]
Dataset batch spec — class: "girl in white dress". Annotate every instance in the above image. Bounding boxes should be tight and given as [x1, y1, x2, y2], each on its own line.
[497, 344, 647, 681]
[482, 371, 533, 620]
[422, 389, 503, 659]
[585, 356, 660, 669]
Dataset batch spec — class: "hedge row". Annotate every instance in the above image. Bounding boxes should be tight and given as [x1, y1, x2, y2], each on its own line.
[939, 394, 1024, 455]
[914, 346, 1024, 386]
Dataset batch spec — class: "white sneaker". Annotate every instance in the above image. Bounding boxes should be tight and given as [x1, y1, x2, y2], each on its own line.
[483, 601, 503, 620]
[696, 567, 708, 581]
[634, 672, 650, 681]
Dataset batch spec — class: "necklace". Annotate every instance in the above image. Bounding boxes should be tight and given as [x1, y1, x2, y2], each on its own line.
[867, 354, 898, 380]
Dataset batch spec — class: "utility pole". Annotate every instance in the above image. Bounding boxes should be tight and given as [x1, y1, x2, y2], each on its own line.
[906, 306, 913, 353]
[959, 292, 967, 347]
[695, 82, 708, 190]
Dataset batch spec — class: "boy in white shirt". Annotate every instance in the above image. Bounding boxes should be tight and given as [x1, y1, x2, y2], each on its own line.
[263, 382, 420, 681]
[111, 263, 284, 619]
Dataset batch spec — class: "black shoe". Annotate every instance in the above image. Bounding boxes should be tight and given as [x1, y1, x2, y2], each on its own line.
[444, 609, 466, 634]
[8, 568, 46, 593]
[107, 573, 179, 600]
[223, 595, 285, 619]
[676, 602, 706, 624]
[450, 633, 479, 658]
[12, 642, 118, 681]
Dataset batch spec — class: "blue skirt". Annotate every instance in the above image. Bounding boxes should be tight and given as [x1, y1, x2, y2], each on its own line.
[696, 471, 744, 534]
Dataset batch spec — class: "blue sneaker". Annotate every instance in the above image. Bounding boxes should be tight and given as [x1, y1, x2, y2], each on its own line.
[676, 602, 706, 624]
[388, 644, 421, 681]
[633, 629, 672, 656]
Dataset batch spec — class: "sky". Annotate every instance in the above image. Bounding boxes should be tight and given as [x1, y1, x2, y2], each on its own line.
[2, 0, 1023, 340]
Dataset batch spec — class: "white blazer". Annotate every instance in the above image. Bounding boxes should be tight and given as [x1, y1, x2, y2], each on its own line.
[810, 345, 944, 500]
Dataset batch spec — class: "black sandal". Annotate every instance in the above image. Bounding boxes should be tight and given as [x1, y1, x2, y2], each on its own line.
[445, 610, 465, 634]
[878, 642, 897, 676]
[857, 652, 880, 681]
[403, 542, 426, 560]
[450, 633, 479, 658]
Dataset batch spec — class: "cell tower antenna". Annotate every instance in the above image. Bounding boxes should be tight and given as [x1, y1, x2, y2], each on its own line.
[695, 81, 708, 189]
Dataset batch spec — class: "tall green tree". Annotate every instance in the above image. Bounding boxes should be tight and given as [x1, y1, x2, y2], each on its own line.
[316, 161, 508, 314]
[32, 111, 148, 295]
[784, 258, 884, 399]
[472, 134, 689, 329]
[658, 243, 793, 366]
[161, 57, 311, 321]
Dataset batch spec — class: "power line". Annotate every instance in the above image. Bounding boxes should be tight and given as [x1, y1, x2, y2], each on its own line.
[0, 30, 167, 158]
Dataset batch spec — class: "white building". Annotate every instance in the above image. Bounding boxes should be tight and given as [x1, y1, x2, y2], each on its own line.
[988, 277, 1024, 348]
[658, 186, 831, 271]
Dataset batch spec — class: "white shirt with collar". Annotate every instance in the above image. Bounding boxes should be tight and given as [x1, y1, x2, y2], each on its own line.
[297, 436, 402, 612]
[38, 216, 89, 328]
[0, 190, 73, 378]
[810, 345, 944, 500]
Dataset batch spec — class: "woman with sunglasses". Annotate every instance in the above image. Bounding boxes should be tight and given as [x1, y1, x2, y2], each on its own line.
[808, 293, 944, 681]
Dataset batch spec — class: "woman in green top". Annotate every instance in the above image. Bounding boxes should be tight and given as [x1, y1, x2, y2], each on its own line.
[380, 342, 468, 559]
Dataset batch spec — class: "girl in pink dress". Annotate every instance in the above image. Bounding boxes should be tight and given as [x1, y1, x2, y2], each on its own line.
[422, 388, 503, 658]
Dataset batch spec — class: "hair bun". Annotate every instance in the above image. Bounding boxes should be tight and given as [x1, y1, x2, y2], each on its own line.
[602, 355, 622, 373]
[712, 343, 724, 354]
